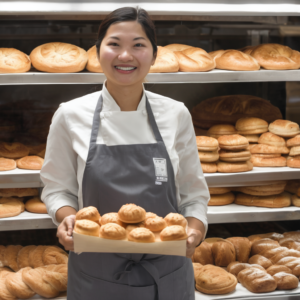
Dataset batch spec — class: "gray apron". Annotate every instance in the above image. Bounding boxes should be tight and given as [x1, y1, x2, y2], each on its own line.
[67, 93, 195, 300]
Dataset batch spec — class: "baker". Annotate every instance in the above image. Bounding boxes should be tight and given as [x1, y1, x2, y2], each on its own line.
[41, 7, 209, 300]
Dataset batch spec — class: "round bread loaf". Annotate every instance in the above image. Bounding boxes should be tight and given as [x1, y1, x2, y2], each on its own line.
[164, 213, 187, 228]
[144, 216, 166, 232]
[164, 44, 193, 52]
[0, 142, 29, 159]
[269, 120, 300, 138]
[209, 187, 231, 195]
[173, 47, 215, 72]
[292, 194, 300, 207]
[86, 45, 103, 73]
[128, 227, 155, 243]
[218, 134, 249, 150]
[250, 155, 287, 167]
[193, 241, 214, 265]
[30, 42, 88, 73]
[209, 49, 260, 71]
[74, 220, 100, 237]
[100, 212, 125, 227]
[17, 245, 37, 270]
[118, 203, 146, 223]
[195, 264, 237, 295]
[289, 146, 300, 156]
[192, 95, 282, 129]
[249, 44, 300, 70]
[236, 117, 268, 134]
[75, 206, 100, 224]
[250, 143, 289, 154]
[198, 150, 219, 162]
[287, 155, 300, 168]
[192, 263, 203, 277]
[160, 225, 188, 241]
[0, 188, 38, 197]
[149, 46, 179, 73]
[266, 265, 292, 276]
[287, 135, 300, 147]
[232, 181, 286, 196]
[211, 240, 236, 267]
[201, 162, 217, 173]
[243, 134, 259, 143]
[0, 198, 25, 218]
[100, 223, 127, 240]
[248, 254, 273, 269]
[0, 158, 16, 171]
[285, 180, 300, 194]
[217, 161, 253, 173]
[235, 192, 291, 208]
[219, 149, 251, 162]
[226, 237, 251, 263]
[207, 124, 237, 138]
[25, 197, 47, 214]
[0, 48, 31, 73]
[17, 156, 44, 170]
[273, 272, 299, 290]
[208, 192, 235, 206]
[258, 132, 286, 147]
[125, 222, 145, 234]
[196, 136, 218, 151]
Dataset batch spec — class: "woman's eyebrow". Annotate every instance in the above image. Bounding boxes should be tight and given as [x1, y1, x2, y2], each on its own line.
[108, 36, 146, 41]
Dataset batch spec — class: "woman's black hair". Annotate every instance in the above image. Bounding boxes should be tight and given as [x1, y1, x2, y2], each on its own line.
[95, 7, 157, 58]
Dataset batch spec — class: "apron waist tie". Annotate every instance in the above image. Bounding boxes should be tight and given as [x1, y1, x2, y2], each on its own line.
[114, 259, 162, 300]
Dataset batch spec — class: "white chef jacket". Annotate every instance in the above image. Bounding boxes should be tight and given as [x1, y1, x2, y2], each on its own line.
[40, 82, 210, 235]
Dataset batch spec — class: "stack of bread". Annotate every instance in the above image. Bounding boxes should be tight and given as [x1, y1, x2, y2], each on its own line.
[193, 231, 300, 295]
[0, 188, 47, 218]
[0, 142, 45, 171]
[287, 135, 300, 168]
[74, 205, 188, 242]
[208, 187, 235, 206]
[0, 244, 68, 299]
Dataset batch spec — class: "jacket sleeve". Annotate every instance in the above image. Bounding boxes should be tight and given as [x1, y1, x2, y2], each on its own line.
[175, 104, 210, 237]
[40, 104, 79, 226]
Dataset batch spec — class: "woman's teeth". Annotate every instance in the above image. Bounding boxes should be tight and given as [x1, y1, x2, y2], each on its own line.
[115, 66, 136, 71]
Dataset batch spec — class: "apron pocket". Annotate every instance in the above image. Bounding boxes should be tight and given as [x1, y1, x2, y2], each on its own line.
[80, 271, 157, 300]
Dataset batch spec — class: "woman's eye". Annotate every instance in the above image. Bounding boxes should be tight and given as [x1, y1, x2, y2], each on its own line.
[135, 43, 144, 47]
[109, 43, 119, 46]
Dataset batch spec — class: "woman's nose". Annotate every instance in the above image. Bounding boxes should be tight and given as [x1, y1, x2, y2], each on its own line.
[118, 49, 133, 61]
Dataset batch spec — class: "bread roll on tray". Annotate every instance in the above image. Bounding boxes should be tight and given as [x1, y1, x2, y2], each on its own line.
[266, 265, 292, 276]
[100, 223, 127, 240]
[193, 241, 214, 265]
[118, 203, 146, 223]
[287, 135, 300, 147]
[198, 150, 219, 162]
[287, 155, 300, 168]
[251, 155, 287, 167]
[273, 272, 299, 290]
[0, 198, 25, 218]
[217, 161, 253, 173]
[76, 206, 101, 225]
[25, 197, 47, 214]
[164, 44, 193, 52]
[209, 187, 231, 195]
[160, 225, 187, 241]
[74, 220, 100, 237]
[0, 158, 16, 171]
[211, 240, 236, 267]
[227, 262, 265, 278]
[17, 156, 44, 170]
[251, 238, 279, 256]
[164, 213, 187, 228]
[208, 192, 235, 206]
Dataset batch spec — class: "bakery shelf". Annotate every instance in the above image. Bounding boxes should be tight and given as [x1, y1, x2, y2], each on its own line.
[26, 293, 66, 300]
[0, 211, 55, 231]
[1, 69, 300, 85]
[208, 204, 300, 224]
[205, 167, 300, 187]
[1, 1, 300, 17]
[0, 169, 41, 188]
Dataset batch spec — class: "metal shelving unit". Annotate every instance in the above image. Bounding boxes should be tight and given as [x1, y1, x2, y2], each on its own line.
[0, 169, 41, 188]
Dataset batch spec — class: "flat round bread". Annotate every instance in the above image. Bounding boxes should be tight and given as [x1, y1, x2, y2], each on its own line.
[0, 48, 31, 73]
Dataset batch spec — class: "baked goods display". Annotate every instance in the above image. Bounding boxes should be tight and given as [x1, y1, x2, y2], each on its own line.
[0, 245, 68, 298]
[74, 204, 188, 243]
[0, 188, 38, 197]
[86, 45, 103, 73]
[0, 48, 31, 73]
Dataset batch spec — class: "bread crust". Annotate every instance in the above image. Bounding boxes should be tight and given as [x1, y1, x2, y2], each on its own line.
[248, 254, 273, 269]
[266, 265, 292, 276]
[149, 46, 179, 73]
[76, 206, 101, 224]
[208, 192, 235, 206]
[0, 158, 16, 171]
[0, 48, 31, 73]
[217, 161, 253, 173]
[17, 245, 37, 270]
[269, 120, 300, 138]
[196, 136, 218, 151]
[17, 156, 44, 170]
[273, 272, 299, 290]
[250, 143, 289, 154]
[201, 162, 217, 173]
[86, 45, 103, 73]
[198, 150, 219, 162]
[118, 204, 146, 224]
[25, 197, 47, 214]
[100, 212, 125, 227]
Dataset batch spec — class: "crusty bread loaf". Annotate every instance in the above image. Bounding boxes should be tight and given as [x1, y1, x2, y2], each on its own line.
[209, 49, 260, 71]
[196, 136, 219, 151]
[227, 262, 265, 278]
[211, 240, 236, 267]
[164, 44, 193, 52]
[86, 45, 103, 73]
[266, 265, 292, 276]
[192, 95, 282, 129]
[30, 42, 88, 73]
[4, 245, 23, 271]
[235, 192, 291, 208]
[193, 241, 214, 265]
[251, 155, 287, 167]
[236, 117, 268, 134]
[273, 272, 299, 290]
[287, 135, 300, 147]
[231, 181, 286, 196]
[0, 198, 25, 218]
[217, 161, 253, 173]
[269, 120, 300, 138]
[208, 192, 235, 206]
[209, 187, 231, 195]
[283, 231, 300, 242]
[248, 254, 273, 269]
[251, 238, 280, 256]
[201, 162, 217, 173]
[276, 256, 300, 277]
[259, 247, 288, 259]
[0, 158, 16, 171]
[0, 48, 31, 73]
[149, 46, 179, 73]
[226, 237, 251, 263]
[207, 124, 237, 138]
[174, 47, 215, 72]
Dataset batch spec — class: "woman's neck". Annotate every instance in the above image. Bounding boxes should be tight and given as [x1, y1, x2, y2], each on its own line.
[106, 80, 144, 111]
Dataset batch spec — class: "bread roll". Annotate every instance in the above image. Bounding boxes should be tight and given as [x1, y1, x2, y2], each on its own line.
[100, 223, 127, 240]
[100, 212, 125, 227]
[283, 231, 300, 242]
[164, 44, 193, 52]
[251, 155, 287, 167]
[238, 267, 277, 293]
[285, 180, 300, 194]
[270, 249, 300, 264]
[196, 136, 218, 151]
[266, 265, 292, 276]
[125, 222, 145, 234]
[248, 232, 284, 243]
[218, 134, 249, 151]
[86, 45, 103, 73]
[17, 156, 44, 170]
[42, 246, 68, 265]
[248, 255, 273, 269]
[174, 47, 215, 72]
[193, 241, 214, 265]
[290, 146, 300, 156]
[209, 49, 260, 71]
[4, 245, 23, 271]
[198, 150, 219, 162]
[250, 143, 289, 154]
[276, 257, 300, 276]
[287, 155, 300, 168]
[251, 238, 280, 256]
[160, 225, 188, 241]
[226, 237, 251, 263]
[0, 197, 25, 218]
[280, 239, 300, 251]
[292, 194, 300, 207]
[250, 153, 281, 158]
[195, 265, 237, 295]
[217, 161, 253, 173]
[30, 42, 88, 73]
[149, 46, 179, 73]
[128, 227, 155, 243]
[208, 192, 235, 206]
[118, 203, 146, 223]
[0, 142, 29, 159]
[227, 262, 265, 278]
[0, 158, 16, 171]
[76, 206, 100, 225]
[0, 188, 38, 198]
[0, 246, 6, 268]
[207, 124, 237, 138]
[144, 216, 166, 232]
[17, 245, 37, 269]
[273, 272, 299, 290]
[74, 220, 100, 237]
[25, 197, 47, 214]
[211, 240, 236, 267]
[269, 120, 300, 138]
[243, 134, 259, 143]
[235, 192, 291, 208]
[201, 162, 217, 173]
[231, 181, 286, 196]
[192, 95, 282, 130]
[205, 237, 224, 245]
[236, 117, 268, 134]
[249, 44, 300, 70]
[258, 133, 285, 148]
[0, 48, 31, 73]
[260, 247, 288, 259]
[209, 187, 231, 195]
[219, 149, 251, 162]
[287, 135, 300, 147]
[164, 213, 187, 228]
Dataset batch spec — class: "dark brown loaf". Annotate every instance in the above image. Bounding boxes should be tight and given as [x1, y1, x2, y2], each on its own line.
[192, 95, 282, 129]
[248, 255, 273, 269]
[0, 142, 29, 159]
[193, 241, 214, 265]
[211, 240, 236, 267]
[227, 262, 265, 278]
[226, 237, 251, 263]
[273, 272, 299, 290]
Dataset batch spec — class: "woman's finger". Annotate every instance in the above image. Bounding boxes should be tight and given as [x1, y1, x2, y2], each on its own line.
[65, 216, 75, 236]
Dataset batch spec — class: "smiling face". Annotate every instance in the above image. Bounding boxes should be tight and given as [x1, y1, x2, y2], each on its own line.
[99, 21, 156, 87]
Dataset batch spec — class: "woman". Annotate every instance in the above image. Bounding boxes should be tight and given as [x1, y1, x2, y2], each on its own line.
[41, 7, 209, 300]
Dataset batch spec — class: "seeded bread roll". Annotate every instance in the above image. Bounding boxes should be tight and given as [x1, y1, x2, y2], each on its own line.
[74, 220, 100, 237]
[269, 120, 300, 138]
[149, 46, 179, 73]
[207, 124, 237, 138]
[236, 117, 268, 134]
[118, 203, 146, 223]
[100, 223, 127, 240]
[128, 227, 155, 243]
[208, 192, 235, 206]
[196, 136, 219, 151]
[287, 135, 300, 147]
[218, 134, 249, 151]
[201, 162, 217, 173]
[160, 225, 188, 241]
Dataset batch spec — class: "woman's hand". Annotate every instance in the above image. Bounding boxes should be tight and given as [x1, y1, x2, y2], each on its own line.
[57, 215, 76, 251]
[185, 217, 205, 258]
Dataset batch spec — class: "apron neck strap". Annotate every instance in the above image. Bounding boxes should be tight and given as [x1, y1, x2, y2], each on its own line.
[90, 92, 164, 145]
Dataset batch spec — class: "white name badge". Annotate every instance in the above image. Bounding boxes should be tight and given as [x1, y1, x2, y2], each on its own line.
[153, 158, 168, 182]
